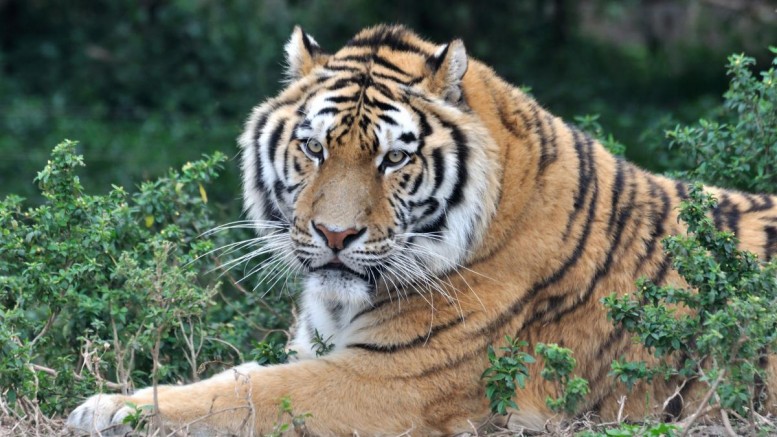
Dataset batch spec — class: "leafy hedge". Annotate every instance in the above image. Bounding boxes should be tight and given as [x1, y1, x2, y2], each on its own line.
[0, 141, 292, 417]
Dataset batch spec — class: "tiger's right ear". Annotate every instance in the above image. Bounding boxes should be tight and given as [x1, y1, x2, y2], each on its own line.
[284, 26, 329, 82]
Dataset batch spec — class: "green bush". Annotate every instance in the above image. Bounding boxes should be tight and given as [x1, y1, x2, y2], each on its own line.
[600, 49, 777, 432]
[482, 336, 535, 416]
[534, 343, 589, 415]
[667, 48, 777, 193]
[604, 184, 777, 423]
[0, 141, 292, 417]
[481, 49, 777, 433]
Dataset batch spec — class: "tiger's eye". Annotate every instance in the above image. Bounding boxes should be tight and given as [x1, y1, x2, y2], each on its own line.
[307, 139, 323, 154]
[386, 150, 406, 164]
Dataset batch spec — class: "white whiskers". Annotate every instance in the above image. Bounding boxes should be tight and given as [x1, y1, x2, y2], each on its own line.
[201, 220, 303, 297]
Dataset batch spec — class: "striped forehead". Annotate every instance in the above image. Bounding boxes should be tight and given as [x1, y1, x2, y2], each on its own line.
[296, 90, 420, 155]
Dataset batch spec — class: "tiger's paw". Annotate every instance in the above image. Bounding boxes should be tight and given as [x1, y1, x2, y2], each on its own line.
[67, 393, 139, 436]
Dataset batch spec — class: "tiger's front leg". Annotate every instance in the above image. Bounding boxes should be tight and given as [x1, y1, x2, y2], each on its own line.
[67, 350, 489, 436]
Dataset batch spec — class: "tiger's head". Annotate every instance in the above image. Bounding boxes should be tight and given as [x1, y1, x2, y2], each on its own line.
[238, 25, 501, 306]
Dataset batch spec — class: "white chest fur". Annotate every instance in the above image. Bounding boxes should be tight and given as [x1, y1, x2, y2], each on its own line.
[287, 285, 370, 359]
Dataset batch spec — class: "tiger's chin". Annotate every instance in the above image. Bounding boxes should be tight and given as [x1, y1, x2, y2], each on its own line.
[304, 269, 374, 307]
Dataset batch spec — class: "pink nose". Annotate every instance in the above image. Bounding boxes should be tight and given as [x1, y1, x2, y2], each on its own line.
[314, 224, 363, 250]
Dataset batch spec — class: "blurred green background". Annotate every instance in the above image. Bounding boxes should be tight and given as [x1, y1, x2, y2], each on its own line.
[1, 0, 775, 212]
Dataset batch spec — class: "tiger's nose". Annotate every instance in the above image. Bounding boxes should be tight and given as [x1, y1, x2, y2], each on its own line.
[313, 222, 365, 251]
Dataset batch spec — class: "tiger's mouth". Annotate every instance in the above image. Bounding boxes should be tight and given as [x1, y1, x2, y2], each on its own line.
[309, 262, 373, 283]
[311, 262, 361, 275]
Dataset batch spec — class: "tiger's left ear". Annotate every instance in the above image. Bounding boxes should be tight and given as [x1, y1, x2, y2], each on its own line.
[426, 40, 468, 104]
[284, 26, 329, 82]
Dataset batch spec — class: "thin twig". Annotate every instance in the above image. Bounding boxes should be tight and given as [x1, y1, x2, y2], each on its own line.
[29, 310, 58, 347]
[616, 395, 627, 423]
[679, 368, 726, 437]
[720, 408, 737, 437]
[29, 364, 126, 390]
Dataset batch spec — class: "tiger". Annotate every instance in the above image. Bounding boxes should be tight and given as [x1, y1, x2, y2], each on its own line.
[68, 24, 777, 436]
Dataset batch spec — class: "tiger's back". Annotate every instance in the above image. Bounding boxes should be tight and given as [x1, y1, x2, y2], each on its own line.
[67, 24, 777, 435]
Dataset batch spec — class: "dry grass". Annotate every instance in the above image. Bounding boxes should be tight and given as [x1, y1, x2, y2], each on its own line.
[2, 405, 771, 437]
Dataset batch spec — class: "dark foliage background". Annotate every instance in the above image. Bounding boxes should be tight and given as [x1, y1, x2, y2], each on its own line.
[1, 0, 775, 209]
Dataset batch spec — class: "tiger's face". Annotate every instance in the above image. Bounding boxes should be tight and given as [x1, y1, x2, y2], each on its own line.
[238, 26, 500, 306]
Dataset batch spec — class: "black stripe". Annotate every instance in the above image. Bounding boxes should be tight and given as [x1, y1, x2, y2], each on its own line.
[366, 96, 399, 112]
[725, 198, 741, 237]
[414, 208, 447, 235]
[633, 176, 672, 274]
[373, 54, 412, 77]
[346, 30, 428, 55]
[327, 76, 362, 92]
[264, 119, 287, 219]
[395, 347, 482, 379]
[369, 79, 397, 101]
[607, 159, 626, 232]
[712, 193, 727, 231]
[371, 71, 412, 85]
[251, 111, 273, 194]
[336, 54, 372, 63]
[712, 194, 741, 237]
[292, 157, 302, 173]
[408, 170, 424, 196]
[282, 139, 291, 181]
[378, 114, 398, 126]
[413, 106, 432, 151]
[675, 180, 688, 200]
[745, 194, 774, 212]
[562, 128, 595, 240]
[350, 295, 408, 324]
[325, 95, 359, 104]
[430, 148, 445, 193]
[538, 113, 559, 174]
[325, 64, 362, 73]
[347, 315, 467, 353]
[315, 106, 342, 117]
[765, 226, 777, 260]
[398, 132, 417, 144]
[497, 103, 525, 139]
[438, 118, 469, 209]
